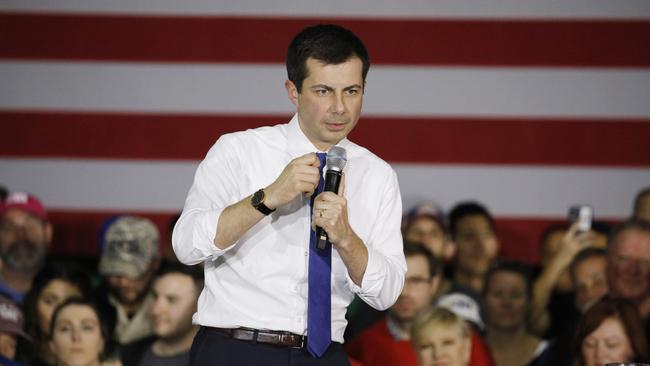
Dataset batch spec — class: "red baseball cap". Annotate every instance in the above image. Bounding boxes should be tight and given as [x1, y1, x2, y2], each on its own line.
[0, 192, 48, 221]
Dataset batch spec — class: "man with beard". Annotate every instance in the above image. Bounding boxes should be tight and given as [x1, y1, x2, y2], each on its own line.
[606, 219, 650, 339]
[99, 215, 161, 345]
[0, 192, 51, 303]
[346, 242, 440, 366]
[121, 262, 202, 366]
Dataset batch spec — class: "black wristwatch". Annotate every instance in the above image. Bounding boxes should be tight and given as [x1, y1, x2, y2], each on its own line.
[251, 189, 275, 215]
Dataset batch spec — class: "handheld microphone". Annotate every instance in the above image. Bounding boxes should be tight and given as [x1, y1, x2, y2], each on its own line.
[316, 146, 347, 250]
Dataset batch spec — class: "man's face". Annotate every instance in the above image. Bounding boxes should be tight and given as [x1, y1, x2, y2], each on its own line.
[485, 271, 528, 331]
[390, 255, 439, 322]
[286, 57, 364, 151]
[607, 228, 650, 302]
[404, 217, 447, 259]
[150, 273, 198, 340]
[0, 332, 17, 360]
[107, 269, 154, 306]
[573, 255, 608, 312]
[453, 215, 499, 276]
[0, 208, 51, 272]
[540, 228, 607, 292]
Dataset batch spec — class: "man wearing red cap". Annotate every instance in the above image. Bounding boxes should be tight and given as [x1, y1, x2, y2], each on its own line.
[0, 192, 52, 303]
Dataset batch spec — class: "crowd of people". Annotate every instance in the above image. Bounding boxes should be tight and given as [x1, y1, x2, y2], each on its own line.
[346, 188, 650, 366]
[0, 189, 202, 366]
[0, 186, 647, 366]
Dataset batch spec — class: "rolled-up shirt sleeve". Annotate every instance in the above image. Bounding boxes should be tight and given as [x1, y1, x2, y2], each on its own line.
[347, 168, 406, 310]
[172, 135, 242, 265]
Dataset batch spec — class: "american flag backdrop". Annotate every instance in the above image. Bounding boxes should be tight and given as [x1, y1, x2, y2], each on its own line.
[1, 1, 649, 263]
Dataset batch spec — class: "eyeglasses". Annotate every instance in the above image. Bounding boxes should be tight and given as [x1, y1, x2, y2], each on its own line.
[611, 253, 650, 271]
[455, 229, 494, 242]
[405, 276, 433, 287]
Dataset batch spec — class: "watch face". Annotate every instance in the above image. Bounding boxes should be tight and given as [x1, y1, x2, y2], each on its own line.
[252, 189, 264, 207]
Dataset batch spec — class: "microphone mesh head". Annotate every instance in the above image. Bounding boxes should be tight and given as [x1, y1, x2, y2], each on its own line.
[327, 146, 347, 172]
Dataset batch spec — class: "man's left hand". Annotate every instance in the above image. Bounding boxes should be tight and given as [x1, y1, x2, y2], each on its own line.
[311, 176, 358, 249]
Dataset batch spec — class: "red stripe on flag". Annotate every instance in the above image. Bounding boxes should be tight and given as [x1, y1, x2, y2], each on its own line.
[47, 209, 610, 263]
[48, 210, 176, 258]
[3, 111, 649, 166]
[2, 13, 650, 66]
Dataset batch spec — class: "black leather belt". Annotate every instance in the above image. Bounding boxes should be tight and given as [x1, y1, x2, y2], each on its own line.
[207, 327, 306, 348]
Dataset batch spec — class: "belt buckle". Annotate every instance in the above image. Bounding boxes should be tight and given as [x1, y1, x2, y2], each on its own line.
[280, 332, 304, 349]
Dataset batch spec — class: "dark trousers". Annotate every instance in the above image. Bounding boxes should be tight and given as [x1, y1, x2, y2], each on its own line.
[190, 327, 351, 366]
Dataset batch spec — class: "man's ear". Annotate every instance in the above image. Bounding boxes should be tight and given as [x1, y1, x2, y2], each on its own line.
[443, 239, 456, 262]
[285, 80, 299, 107]
[429, 275, 441, 298]
[45, 222, 53, 247]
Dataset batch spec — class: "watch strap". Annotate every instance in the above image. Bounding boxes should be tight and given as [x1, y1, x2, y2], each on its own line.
[252, 189, 275, 215]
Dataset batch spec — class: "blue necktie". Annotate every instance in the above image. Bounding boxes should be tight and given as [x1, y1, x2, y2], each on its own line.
[307, 152, 331, 357]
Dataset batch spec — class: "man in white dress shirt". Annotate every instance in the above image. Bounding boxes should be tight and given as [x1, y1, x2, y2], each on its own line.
[173, 24, 406, 366]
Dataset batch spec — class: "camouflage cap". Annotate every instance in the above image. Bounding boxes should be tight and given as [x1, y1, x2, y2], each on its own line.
[99, 216, 159, 278]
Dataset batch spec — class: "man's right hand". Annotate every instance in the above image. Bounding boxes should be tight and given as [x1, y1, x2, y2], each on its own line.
[264, 153, 322, 210]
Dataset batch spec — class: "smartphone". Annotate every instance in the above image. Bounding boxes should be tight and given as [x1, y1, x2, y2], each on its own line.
[568, 205, 593, 233]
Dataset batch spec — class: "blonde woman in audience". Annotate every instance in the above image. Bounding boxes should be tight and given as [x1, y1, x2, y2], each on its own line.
[411, 307, 471, 366]
[49, 298, 121, 366]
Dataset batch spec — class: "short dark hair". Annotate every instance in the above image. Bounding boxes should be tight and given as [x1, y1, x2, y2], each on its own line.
[286, 24, 370, 93]
[569, 247, 607, 282]
[403, 240, 440, 278]
[448, 201, 495, 240]
[608, 219, 650, 252]
[633, 187, 650, 218]
[156, 261, 204, 296]
[484, 260, 534, 300]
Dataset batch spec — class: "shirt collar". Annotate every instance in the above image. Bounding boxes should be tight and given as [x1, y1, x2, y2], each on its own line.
[286, 113, 351, 157]
[386, 313, 410, 341]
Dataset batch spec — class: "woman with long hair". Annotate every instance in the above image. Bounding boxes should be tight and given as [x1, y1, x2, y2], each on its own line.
[572, 297, 648, 366]
[49, 298, 119, 366]
[18, 264, 94, 365]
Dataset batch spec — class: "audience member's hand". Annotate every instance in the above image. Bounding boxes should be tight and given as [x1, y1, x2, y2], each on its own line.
[264, 153, 321, 209]
[553, 222, 597, 269]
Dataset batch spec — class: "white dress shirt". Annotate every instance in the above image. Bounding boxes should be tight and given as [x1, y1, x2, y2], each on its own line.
[172, 114, 406, 343]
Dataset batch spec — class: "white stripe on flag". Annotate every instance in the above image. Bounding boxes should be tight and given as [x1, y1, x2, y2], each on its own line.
[2, 61, 650, 118]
